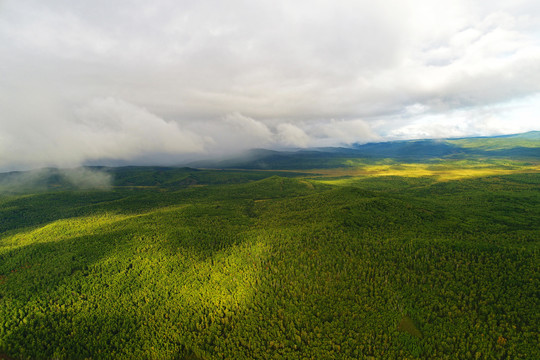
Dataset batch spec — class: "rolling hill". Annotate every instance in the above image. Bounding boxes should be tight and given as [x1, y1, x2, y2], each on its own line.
[0, 131, 539, 359]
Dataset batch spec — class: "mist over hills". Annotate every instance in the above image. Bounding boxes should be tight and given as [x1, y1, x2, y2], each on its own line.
[0, 131, 538, 191]
[189, 131, 540, 169]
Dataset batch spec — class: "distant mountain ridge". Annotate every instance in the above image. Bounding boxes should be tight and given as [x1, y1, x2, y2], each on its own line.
[447, 130, 540, 140]
[190, 131, 540, 169]
[1, 132, 538, 180]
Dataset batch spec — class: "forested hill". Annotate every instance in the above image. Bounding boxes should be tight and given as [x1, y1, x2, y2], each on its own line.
[190, 131, 540, 169]
[0, 167, 539, 359]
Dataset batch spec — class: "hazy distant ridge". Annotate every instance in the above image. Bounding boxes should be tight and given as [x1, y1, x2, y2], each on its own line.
[190, 131, 540, 169]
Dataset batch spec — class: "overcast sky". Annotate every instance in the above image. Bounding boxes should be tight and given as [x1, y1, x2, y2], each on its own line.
[1, 0, 539, 170]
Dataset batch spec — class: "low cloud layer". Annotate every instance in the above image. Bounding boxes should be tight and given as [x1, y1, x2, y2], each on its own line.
[1, 0, 539, 171]
[0, 168, 112, 193]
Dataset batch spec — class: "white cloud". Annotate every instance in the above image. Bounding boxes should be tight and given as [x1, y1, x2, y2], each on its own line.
[276, 123, 310, 147]
[0, 97, 207, 170]
[312, 119, 381, 145]
[0, 0, 539, 170]
[74, 97, 207, 156]
[224, 112, 273, 143]
[385, 94, 540, 139]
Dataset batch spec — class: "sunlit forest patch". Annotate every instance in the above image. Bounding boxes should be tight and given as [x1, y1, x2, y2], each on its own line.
[306, 159, 540, 183]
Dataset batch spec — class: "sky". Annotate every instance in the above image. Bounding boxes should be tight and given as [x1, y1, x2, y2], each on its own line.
[1, 0, 539, 171]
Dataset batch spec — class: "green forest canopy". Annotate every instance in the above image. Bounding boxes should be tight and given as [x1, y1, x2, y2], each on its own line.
[0, 161, 539, 359]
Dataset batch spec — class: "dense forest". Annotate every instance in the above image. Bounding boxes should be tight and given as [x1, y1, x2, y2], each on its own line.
[0, 163, 539, 359]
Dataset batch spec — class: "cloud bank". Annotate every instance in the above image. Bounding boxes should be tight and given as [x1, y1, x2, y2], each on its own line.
[1, 0, 539, 170]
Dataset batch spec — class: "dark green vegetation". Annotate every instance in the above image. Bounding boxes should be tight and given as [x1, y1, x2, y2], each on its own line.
[1, 132, 539, 359]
